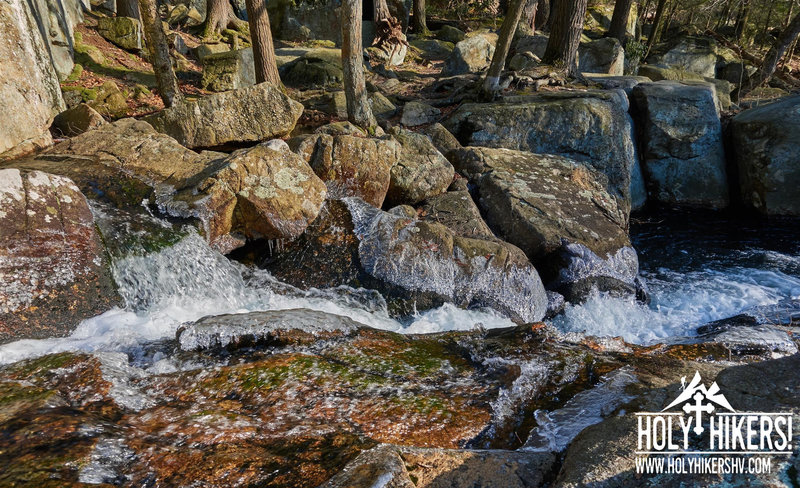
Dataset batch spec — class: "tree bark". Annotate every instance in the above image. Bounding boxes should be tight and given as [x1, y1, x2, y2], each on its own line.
[734, 0, 751, 41]
[542, 0, 588, 75]
[138, 0, 182, 107]
[646, 0, 668, 54]
[545, 0, 558, 30]
[412, 0, 428, 34]
[204, 0, 247, 37]
[607, 0, 634, 42]
[245, 0, 281, 84]
[375, 0, 392, 23]
[342, 0, 377, 129]
[747, 9, 800, 90]
[522, 0, 538, 30]
[117, 0, 140, 19]
[482, 0, 527, 98]
[534, 0, 549, 29]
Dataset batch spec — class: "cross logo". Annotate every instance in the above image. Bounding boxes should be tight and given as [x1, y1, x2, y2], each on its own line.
[682, 391, 716, 434]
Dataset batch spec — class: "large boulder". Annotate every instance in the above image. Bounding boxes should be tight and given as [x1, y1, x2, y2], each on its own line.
[97, 16, 144, 51]
[441, 32, 497, 76]
[0, 169, 118, 343]
[730, 95, 800, 216]
[631, 81, 728, 208]
[144, 83, 304, 149]
[636, 65, 733, 110]
[646, 35, 738, 78]
[290, 133, 401, 207]
[51, 103, 106, 137]
[49, 119, 325, 252]
[449, 147, 638, 301]
[200, 47, 255, 92]
[263, 199, 548, 322]
[0, 0, 65, 158]
[444, 91, 636, 212]
[279, 48, 343, 88]
[579, 37, 624, 76]
[386, 128, 454, 206]
[29, 0, 83, 80]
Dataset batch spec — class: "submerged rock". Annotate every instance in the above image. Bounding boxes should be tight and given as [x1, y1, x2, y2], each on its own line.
[144, 83, 303, 149]
[290, 133, 401, 207]
[449, 147, 638, 300]
[385, 128, 454, 207]
[730, 95, 800, 216]
[444, 91, 636, 212]
[0, 169, 118, 343]
[631, 81, 729, 208]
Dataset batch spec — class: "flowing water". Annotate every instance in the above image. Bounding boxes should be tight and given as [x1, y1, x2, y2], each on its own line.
[1, 206, 799, 366]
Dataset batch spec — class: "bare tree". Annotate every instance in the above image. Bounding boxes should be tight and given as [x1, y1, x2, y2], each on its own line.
[542, 0, 588, 75]
[138, 0, 182, 107]
[342, 0, 377, 129]
[607, 0, 634, 42]
[646, 0, 668, 54]
[204, 0, 248, 38]
[412, 0, 429, 34]
[245, 0, 281, 84]
[745, 9, 800, 92]
[482, 0, 527, 98]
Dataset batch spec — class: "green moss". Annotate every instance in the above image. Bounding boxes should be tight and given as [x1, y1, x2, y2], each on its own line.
[2, 352, 78, 379]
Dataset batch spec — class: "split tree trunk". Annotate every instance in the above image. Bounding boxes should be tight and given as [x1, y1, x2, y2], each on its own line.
[138, 0, 182, 107]
[245, 0, 281, 84]
[342, 0, 377, 129]
[542, 0, 588, 76]
[204, 0, 247, 37]
[482, 0, 527, 98]
[607, 0, 634, 42]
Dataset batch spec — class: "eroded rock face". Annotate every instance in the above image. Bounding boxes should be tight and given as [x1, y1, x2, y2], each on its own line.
[441, 32, 497, 76]
[290, 133, 401, 207]
[144, 83, 304, 149]
[449, 147, 638, 299]
[200, 47, 255, 92]
[444, 91, 636, 212]
[0, 0, 65, 158]
[0, 169, 118, 343]
[730, 95, 800, 216]
[631, 81, 729, 209]
[385, 128, 454, 207]
[97, 16, 144, 51]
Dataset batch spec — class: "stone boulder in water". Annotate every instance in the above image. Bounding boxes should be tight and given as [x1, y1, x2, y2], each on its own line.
[449, 147, 639, 302]
[263, 199, 548, 323]
[0, 169, 118, 343]
[290, 133, 401, 207]
[49, 119, 325, 252]
[444, 91, 637, 213]
[144, 83, 304, 149]
[730, 95, 800, 216]
[631, 81, 729, 209]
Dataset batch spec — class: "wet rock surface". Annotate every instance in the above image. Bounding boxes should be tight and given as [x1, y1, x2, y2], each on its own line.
[385, 128, 455, 207]
[0, 169, 118, 343]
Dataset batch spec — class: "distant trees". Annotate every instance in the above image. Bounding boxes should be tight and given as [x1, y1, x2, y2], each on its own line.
[748, 8, 800, 90]
[342, 0, 377, 128]
[542, 0, 588, 75]
[137, 0, 182, 107]
[245, 0, 281, 84]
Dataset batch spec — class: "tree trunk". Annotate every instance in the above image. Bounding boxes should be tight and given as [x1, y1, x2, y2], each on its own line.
[412, 0, 428, 33]
[607, 0, 634, 42]
[522, 0, 538, 30]
[762, 0, 776, 47]
[375, 0, 392, 23]
[342, 0, 376, 129]
[542, 0, 588, 75]
[535, 0, 549, 29]
[646, 0, 668, 53]
[482, 0, 527, 98]
[734, 0, 751, 41]
[245, 0, 281, 84]
[204, 0, 247, 37]
[138, 0, 182, 107]
[545, 0, 558, 30]
[747, 9, 800, 91]
[117, 0, 140, 19]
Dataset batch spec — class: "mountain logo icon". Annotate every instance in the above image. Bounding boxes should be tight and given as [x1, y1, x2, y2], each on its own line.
[661, 371, 735, 435]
